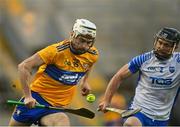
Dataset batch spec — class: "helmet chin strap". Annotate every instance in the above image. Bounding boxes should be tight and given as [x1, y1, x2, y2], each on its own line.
[171, 43, 176, 54]
[153, 50, 171, 61]
[153, 41, 176, 61]
[69, 34, 88, 55]
[69, 43, 87, 55]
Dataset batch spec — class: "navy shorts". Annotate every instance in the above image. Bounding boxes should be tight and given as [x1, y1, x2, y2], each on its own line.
[123, 111, 169, 126]
[13, 91, 62, 125]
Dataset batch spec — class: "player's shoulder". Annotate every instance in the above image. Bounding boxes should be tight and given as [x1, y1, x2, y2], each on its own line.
[55, 40, 70, 52]
[134, 51, 153, 60]
[45, 40, 70, 53]
[141, 51, 153, 57]
[129, 51, 153, 67]
[173, 52, 180, 63]
[87, 46, 99, 55]
[84, 46, 99, 63]
[173, 51, 180, 56]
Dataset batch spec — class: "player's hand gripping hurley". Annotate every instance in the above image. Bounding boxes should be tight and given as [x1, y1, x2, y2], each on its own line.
[7, 100, 95, 119]
[98, 107, 141, 118]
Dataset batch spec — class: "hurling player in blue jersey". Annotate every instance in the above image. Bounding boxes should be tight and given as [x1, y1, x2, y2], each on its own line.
[98, 27, 180, 126]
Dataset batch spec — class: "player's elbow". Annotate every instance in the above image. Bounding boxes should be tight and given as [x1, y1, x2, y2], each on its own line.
[113, 73, 123, 83]
[18, 62, 29, 73]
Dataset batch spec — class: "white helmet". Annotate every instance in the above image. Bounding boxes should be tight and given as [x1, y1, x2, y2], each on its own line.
[73, 19, 96, 38]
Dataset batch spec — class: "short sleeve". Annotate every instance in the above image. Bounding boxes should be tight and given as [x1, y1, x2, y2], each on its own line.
[38, 45, 57, 64]
[88, 47, 99, 68]
[128, 52, 152, 73]
[92, 50, 99, 63]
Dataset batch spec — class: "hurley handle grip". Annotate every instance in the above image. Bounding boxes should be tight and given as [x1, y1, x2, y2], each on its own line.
[7, 100, 46, 108]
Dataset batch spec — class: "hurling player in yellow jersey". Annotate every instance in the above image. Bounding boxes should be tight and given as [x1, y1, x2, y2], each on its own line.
[9, 19, 98, 126]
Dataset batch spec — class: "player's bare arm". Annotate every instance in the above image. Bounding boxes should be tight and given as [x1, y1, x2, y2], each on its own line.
[18, 53, 44, 108]
[98, 64, 132, 111]
[80, 68, 92, 96]
[9, 19, 98, 126]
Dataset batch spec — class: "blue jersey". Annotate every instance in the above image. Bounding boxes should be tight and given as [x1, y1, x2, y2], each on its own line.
[128, 51, 180, 121]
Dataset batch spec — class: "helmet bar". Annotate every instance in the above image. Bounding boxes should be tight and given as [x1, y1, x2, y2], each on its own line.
[80, 25, 96, 30]
[73, 19, 96, 38]
[171, 43, 176, 53]
[154, 27, 180, 61]
[156, 27, 180, 44]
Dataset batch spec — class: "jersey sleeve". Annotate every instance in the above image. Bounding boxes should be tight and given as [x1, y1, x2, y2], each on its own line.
[128, 52, 152, 73]
[37, 44, 57, 64]
[92, 49, 99, 63]
[88, 47, 99, 68]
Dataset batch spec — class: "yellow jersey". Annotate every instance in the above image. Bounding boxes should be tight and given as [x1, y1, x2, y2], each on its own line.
[30, 40, 98, 106]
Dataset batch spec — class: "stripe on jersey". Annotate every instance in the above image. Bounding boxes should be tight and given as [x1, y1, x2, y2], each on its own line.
[128, 52, 152, 73]
[87, 49, 98, 55]
[56, 43, 70, 52]
[44, 64, 86, 85]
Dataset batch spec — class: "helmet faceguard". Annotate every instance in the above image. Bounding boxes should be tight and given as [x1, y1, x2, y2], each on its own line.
[70, 19, 96, 55]
[72, 19, 96, 38]
[153, 27, 180, 60]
